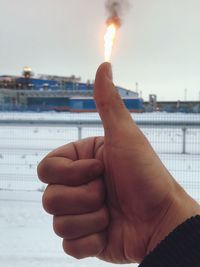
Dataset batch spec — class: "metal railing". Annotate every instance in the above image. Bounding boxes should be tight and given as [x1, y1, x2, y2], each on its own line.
[0, 118, 200, 154]
[0, 117, 199, 198]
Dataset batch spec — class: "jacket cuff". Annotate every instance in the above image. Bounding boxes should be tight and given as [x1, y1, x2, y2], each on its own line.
[139, 215, 200, 267]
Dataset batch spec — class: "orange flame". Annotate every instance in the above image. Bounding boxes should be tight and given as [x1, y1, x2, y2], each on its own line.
[104, 23, 117, 62]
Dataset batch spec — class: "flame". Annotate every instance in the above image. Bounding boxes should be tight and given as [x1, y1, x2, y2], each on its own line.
[104, 23, 117, 62]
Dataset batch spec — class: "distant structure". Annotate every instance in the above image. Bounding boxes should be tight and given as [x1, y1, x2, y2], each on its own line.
[143, 94, 200, 113]
[0, 68, 142, 112]
[1, 70, 199, 113]
[22, 66, 33, 79]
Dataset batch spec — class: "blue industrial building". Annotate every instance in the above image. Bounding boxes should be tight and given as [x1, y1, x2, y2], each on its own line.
[0, 67, 143, 112]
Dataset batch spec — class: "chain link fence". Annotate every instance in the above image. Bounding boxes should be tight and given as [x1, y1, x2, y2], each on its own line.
[0, 112, 199, 267]
[0, 113, 199, 203]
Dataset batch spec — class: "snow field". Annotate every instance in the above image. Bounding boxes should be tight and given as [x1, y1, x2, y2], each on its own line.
[0, 112, 199, 267]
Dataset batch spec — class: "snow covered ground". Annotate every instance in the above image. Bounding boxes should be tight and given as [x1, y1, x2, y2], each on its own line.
[0, 111, 199, 122]
[0, 112, 199, 267]
[1, 191, 134, 267]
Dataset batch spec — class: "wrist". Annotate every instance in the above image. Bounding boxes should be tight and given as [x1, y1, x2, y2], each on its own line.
[146, 182, 200, 256]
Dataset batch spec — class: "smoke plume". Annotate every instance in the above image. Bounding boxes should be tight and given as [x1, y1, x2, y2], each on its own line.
[105, 0, 130, 26]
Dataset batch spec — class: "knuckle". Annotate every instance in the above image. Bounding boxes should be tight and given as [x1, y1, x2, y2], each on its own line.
[88, 180, 105, 210]
[53, 217, 71, 239]
[99, 207, 109, 229]
[53, 217, 64, 237]
[63, 234, 105, 259]
[42, 185, 59, 214]
[37, 158, 50, 183]
[63, 240, 83, 260]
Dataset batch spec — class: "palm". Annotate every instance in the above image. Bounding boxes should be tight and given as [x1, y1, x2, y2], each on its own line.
[72, 134, 174, 263]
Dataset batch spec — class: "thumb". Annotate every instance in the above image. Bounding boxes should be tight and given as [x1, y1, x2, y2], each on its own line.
[94, 62, 137, 136]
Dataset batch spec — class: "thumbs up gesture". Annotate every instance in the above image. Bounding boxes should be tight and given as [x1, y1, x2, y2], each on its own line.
[38, 63, 200, 264]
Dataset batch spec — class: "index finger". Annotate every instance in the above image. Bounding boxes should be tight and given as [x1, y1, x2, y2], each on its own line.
[37, 157, 104, 186]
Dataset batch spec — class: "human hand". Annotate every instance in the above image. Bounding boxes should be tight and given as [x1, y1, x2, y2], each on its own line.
[37, 63, 200, 264]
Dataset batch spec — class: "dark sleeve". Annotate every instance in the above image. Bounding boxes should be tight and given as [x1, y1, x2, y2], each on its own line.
[139, 215, 200, 267]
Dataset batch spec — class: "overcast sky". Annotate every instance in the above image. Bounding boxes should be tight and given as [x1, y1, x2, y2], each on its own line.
[0, 0, 200, 101]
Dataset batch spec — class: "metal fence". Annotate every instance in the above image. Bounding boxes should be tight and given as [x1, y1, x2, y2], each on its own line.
[0, 116, 200, 202]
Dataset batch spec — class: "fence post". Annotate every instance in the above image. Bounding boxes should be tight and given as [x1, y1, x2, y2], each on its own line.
[78, 126, 82, 140]
[182, 127, 187, 154]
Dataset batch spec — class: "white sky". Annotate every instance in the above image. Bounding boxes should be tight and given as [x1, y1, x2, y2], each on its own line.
[0, 0, 200, 101]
